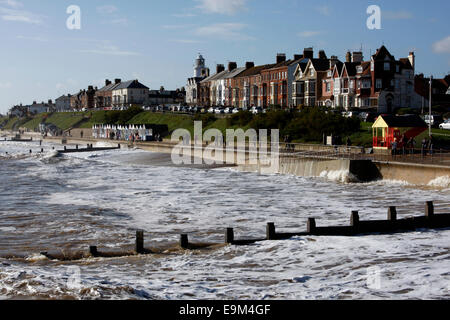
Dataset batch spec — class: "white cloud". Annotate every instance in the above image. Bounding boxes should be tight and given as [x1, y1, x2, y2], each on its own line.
[383, 10, 413, 20]
[0, 0, 22, 8]
[17, 35, 48, 42]
[0, 6, 43, 24]
[170, 39, 202, 44]
[298, 31, 322, 38]
[433, 36, 450, 54]
[79, 44, 140, 56]
[195, 23, 254, 40]
[316, 5, 330, 16]
[196, 0, 248, 15]
[97, 5, 118, 15]
[0, 82, 12, 89]
[172, 13, 196, 18]
[162, 24, 194, 30]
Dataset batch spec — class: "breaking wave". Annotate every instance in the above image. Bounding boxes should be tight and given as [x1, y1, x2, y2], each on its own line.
[319, 170, 359, 183]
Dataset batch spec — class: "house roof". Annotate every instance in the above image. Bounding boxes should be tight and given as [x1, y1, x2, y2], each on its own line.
[113, 80, 149, 90]
[373, 115, 427, 128]
[399, 59, 413, 70]
[224, 67, 246, 79]
[236, 64, 274, 78]
[310, 58, 330, 72]
[97, 82, 121, 92]
[343, 62, 358, 77]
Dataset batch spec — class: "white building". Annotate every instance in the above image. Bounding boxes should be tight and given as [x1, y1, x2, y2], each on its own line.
[112, 80, 149, 108]
[55, 95, 72, 111]
[186, 54, 210, 105]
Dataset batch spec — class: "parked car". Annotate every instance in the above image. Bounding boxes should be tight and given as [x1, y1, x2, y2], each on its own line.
[232, 108, 240, 114]
[425, 115, 444, 128]
[215, 108, 225, 114]
[439, 120, 450, 130]
[224, 107, 233, 114]
[207, 107, 215, 113]
[251, 107, 263, 114]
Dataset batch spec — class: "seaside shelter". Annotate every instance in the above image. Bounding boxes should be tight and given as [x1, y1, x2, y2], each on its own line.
[372, 115, 427, 150]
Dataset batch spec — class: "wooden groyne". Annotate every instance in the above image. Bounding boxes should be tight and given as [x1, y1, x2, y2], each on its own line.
[34, 202, 450, 262]
[57, 144, 121, 154]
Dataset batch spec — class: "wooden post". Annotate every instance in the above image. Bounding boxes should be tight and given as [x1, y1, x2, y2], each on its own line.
[29, 149, 32, 154]
[90, 246, 99, 257]
[136, 230, 144, 254]
[225, 228, 234, 244]
[351, 211, 360, 227]
[180, 234, 189, 249]
[41, 148, 44, 153]
[266, 222, 276, 240]
[64, 146, 66, 151]
[118, 144, 121, 149]
[76, 144, 78, 150]
[307, 218, 316, 234]
[426, 201, 434, 218]
[388, 206, 397, 221]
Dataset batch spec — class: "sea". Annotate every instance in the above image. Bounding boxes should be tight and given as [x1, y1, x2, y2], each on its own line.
[0, 138, 449, 300]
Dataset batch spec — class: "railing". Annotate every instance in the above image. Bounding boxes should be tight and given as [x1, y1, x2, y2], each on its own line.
[278, 143, 450, 166]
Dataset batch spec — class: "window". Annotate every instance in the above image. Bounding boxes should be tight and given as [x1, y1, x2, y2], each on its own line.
[396, 65, 400, 73]
[326, 82, 331, 92]
[310, 69, 314, 76]
[384, 62, 390, 71]
[376, 79, 382, 89]
[357, 66, 363, 73]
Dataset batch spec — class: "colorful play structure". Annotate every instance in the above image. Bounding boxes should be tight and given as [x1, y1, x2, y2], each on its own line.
[372, 115, 428, 150]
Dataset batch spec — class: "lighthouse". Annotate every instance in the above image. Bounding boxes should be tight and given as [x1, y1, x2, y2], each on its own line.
[194, 53, 207, 78]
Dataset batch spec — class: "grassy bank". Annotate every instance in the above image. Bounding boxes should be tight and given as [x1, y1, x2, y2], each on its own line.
[4, 110, 449, 148]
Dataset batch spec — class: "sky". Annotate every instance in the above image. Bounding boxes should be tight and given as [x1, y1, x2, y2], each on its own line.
[0, 0, 449, 113]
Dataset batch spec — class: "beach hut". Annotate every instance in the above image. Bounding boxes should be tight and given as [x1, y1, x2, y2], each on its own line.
[372, 115, 427, 150]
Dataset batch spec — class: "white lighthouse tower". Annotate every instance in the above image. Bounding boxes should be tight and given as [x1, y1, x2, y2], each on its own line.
[194, 53, 207, 78]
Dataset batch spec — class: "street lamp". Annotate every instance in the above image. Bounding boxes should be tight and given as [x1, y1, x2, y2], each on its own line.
[429, 75, 432, 137]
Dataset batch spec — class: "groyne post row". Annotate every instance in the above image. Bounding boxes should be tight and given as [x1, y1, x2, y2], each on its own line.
[82, 202, 449, 259]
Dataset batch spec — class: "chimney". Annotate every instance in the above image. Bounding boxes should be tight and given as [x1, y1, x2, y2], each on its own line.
[105, 79, 112, 86]
[48, 99, 52, 104]
[88, 85, 94, 91]
[330, 56, 338, 69]
[115, 79, 121, 84]
[351, 52, 363, 63]
[318, 50, 327, 60]
[303, 48, 314, 59]
[216, 64, 225, 74]
[293, 54, 302, 61]
[245, 61, 255, 69]
[408, 52, 415, 70]
[33, 101, 37, 105]
[276, 53, 286, 64]
[346, 51, 351, 63]
[228, 62, 237, 72]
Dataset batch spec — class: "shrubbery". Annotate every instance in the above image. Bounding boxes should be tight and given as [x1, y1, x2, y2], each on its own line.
[226, 108, 360, 143]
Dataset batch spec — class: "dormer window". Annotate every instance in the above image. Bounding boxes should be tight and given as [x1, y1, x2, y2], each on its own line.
[357, 66, 363, 73]
[384, 62, 390, 71]
[310, 69, 314, 76]
[327, 70, 332, 77]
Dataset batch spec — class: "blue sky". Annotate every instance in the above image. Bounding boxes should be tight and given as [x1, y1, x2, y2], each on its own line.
[0, 0, 449, 113]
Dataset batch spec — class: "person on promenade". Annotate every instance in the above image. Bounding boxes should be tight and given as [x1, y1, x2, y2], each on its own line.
[400, 134, 406, 156]
[80, 130, 84, 139]
[421, 138, 428, 157]
[392, 139, 398, 158]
